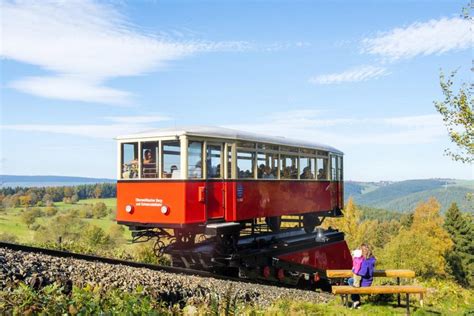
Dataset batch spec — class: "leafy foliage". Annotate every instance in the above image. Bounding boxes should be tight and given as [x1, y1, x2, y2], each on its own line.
[379, 198, 453, 277]
[434, 70, 474, 163]
[444, 203, 474, 287]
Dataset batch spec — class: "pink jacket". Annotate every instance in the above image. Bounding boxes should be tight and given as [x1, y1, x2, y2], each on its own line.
[352, 257, 363, 274]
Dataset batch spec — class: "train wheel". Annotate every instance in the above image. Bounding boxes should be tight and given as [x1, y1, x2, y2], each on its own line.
[153, 240, 166, 257]
[302, 213, 320, 233]
[265, 216, 281, 232]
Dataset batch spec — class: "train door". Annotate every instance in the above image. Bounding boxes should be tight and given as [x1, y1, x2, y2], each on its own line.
[205, 142, 225, 219]
[330, 155, 338, 208]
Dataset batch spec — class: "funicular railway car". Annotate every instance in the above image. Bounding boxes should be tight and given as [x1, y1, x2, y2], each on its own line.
[116, 126, 351, 288]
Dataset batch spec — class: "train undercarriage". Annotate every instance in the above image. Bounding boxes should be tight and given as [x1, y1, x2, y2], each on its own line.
[127, 213, 352, 290]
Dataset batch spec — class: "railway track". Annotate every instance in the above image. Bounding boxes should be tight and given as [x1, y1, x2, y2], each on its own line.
[0, 241, 293, 289]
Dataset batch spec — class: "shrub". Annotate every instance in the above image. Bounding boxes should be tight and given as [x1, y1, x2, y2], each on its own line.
[21, 207, 43, 227]
[44, 206, 58, 217]
[92, 202, 108, 218]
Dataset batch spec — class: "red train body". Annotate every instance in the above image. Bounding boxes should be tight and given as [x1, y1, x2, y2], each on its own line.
[117, 180, 343, 227]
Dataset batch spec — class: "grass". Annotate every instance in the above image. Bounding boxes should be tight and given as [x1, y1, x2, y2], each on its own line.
[0, 198, 130, 244]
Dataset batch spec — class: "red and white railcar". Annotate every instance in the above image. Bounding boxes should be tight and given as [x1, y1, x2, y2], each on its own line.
[117, 126, 344, 230]
[116, 127, 351, 285]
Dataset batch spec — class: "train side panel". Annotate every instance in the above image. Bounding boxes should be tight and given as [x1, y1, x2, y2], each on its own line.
[117, 181, 206, 226]
[227, 181, 342, 222]
[117, 180, 342, 226]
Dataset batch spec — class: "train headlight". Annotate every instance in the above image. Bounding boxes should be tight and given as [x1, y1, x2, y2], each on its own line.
[160, 205, 169, 215]
[125, 204, 134, 214]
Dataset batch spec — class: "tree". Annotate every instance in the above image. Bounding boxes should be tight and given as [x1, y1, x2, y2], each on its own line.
[434, 70, 473, 163]
[324, 197, 377, 250]
[444, 203, 474, 287]
[380, 198, 453, 277]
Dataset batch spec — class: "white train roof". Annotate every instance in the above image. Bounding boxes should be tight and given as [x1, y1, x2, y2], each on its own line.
[117, 126, 343, 155]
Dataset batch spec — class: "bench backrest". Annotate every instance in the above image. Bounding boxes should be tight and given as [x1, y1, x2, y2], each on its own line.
[326, 269, 415, 278]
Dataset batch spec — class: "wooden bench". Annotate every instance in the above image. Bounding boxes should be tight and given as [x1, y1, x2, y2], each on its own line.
[332, 285, 426, 314]
[327, 269, 423, 314]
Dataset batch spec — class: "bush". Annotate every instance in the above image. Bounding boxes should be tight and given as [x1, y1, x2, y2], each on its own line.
[44, 206, 58, 217]
[78, 208, 93, 218]
[92, 202, 108, 218]
[0, 283, 168, 315]
[21, 207, 43, 227]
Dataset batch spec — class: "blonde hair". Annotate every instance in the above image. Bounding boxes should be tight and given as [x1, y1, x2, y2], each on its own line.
[361, 243, 373, 259]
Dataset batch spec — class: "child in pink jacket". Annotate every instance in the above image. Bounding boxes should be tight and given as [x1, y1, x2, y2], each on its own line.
[352, 248, 363, 287]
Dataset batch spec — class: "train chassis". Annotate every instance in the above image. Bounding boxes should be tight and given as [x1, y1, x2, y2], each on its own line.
[128, 209, 346, 289]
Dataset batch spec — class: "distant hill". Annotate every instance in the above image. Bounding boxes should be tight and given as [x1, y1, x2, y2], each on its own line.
[1, 175, 116, 188]
[345, 179, 473, 214]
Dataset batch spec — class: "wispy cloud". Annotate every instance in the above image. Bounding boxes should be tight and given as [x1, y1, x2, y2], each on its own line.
[1, 0, 247, 105]
[105, 115, 171, 123]
[1, 124, 145, 139]
[309, 65, 389, 85]
[362, 17, 471, 61]
[226, 111, 445, 146]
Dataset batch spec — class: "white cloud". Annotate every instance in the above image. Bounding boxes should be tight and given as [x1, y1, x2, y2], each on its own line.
[10, 75, 132, 105]
[1, 124, 145, 139]
[0, 0, 247, 105]
[226, 110, 446, 146]
[309, 65, 389, 85]
[362, 17, 471, 60]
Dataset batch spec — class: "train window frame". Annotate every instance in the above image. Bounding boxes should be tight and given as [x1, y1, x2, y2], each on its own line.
[161, 140, 182, 179]
[236, 150, 256, 179]
[140, 141, 159, 179]
[279, 154, 298, 179]
[120, 142, 139, 179]
[299, 156, 316, 180]
[187, 140, 203, 179]
[206, 142, 224, 179]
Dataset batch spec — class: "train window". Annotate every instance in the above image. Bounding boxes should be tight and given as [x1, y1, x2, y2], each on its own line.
[206, 144, 222, 178]
[237, 151, 255, 178]
[121, 143, 138, 179]
[141, 142, 158, 178]
[280, 155, 298, 179]
[299, 157, 315, 179]
[331, 156, 337, 180]
[257, 153, 278, 179]
[162, 141, 181, 179]
[316, 158, 328, 180]
[188, 141, 203, 179]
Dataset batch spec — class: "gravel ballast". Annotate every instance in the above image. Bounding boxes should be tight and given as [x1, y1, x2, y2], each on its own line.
[0, 247, 330, 307]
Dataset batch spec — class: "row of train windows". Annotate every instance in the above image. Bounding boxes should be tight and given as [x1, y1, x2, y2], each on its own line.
[121, 141, 343, 180]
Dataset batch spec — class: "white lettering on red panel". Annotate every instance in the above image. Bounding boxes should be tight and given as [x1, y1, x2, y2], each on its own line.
[135, 198, 163, 207]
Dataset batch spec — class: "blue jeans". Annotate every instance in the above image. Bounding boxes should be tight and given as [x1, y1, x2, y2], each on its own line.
[347, 277, 360, 303]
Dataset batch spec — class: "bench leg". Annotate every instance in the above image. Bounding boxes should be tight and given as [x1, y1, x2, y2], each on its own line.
[340, 294, 347, 307]
[406, 293, 410, 315]
[419, 293, 424, 308]
[397, 277, 401, 307]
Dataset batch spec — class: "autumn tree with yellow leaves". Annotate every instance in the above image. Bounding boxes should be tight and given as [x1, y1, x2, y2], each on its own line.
[379, 198, 453, 277]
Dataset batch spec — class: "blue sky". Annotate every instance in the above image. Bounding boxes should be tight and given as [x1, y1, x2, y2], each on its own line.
[1, 0, 472, 181]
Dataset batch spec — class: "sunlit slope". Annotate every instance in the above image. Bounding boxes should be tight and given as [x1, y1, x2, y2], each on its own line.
[345, 179, 473, 213]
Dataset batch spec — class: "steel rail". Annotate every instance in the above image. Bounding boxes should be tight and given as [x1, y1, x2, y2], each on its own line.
[0, 241, 294, 289]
